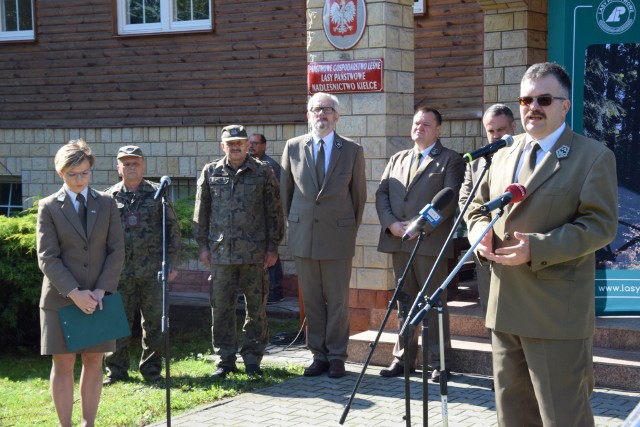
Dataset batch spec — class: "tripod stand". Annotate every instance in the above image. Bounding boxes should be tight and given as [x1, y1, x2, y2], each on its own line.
[340, 232, 428, 426]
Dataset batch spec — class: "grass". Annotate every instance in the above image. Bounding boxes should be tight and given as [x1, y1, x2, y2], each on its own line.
[0, 317, 304, 427]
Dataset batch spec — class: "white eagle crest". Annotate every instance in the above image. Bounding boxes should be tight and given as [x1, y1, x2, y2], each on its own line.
[330, 0, 356, 35]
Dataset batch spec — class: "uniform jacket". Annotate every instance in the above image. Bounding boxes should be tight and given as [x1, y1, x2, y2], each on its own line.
[281, 132, 366, 260]
[259, 153, 282, 182]
[376, 140, 465, 258]
[37, 187, 125, 310]
[458, 157, 488, 214]
[193, 155, 284, 264]
[105, 179, 181, 280]
[466, 126, 618, 339]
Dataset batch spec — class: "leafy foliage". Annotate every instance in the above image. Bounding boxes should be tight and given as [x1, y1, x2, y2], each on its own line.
[172, 195, 199, 261]
[0, 205, 42, 352]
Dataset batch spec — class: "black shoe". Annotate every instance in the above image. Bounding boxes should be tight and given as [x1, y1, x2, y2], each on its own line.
[245, 364, 263, 377]
[303, 360, 330, 377]
[212, 366, 238, 379]
[103, 374, 128, 386]
[379, 362, 411, 377]
[328, 360, 346, 378]
[143, 373, 163, 383]
[267, 293, 284, 305]
[430, 368, 450, 383]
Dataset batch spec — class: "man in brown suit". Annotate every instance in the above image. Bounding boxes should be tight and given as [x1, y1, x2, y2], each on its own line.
[280, 92, 367, 379]
[458, 104, 517, 316]
[376, 106, 465, 382]
[466, 62, 618, 426]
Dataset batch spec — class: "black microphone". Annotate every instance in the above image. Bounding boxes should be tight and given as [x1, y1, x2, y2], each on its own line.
[154, 176, 171, 200]
[463, 135, 514, 163]
[479, 183, 526, 215]
[402, 187, 456, 241]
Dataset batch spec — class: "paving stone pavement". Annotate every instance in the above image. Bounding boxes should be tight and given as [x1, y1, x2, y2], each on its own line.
[150, 342, 640, 427]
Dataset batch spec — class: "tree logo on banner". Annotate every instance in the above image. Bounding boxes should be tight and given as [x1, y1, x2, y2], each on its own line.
[323, 0, 367, 50]
[597, 0, 637, 35]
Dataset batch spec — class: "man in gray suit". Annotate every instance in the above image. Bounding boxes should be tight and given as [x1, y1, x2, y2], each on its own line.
[466, 62, 618, 426]
[281, 92, 367, 379]
[376, 106, 465, 382]
[458, 104, 516, 316]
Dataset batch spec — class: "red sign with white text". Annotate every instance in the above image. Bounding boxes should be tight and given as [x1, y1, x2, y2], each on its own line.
[307, 59, 384, 94]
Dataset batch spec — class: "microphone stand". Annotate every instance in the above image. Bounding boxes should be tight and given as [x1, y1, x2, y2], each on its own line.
[158, 193, 172, 426]
[399, 156, 493, 426]
[437, 300, 448, 426]
[340, 231, 428, 426]
[409, 212, 502, 328]
[411, 211, 501, 425]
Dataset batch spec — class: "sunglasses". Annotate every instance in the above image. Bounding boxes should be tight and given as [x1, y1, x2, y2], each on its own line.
[518, 95, 567, 107]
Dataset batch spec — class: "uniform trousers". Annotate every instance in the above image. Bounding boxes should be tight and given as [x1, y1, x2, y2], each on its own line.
[294, 256, 352, 362]
[391, 252, 451, 369]
[492, 329, 595, 427]
[105, 277, 163, 378]
[210, 263, 268, 368]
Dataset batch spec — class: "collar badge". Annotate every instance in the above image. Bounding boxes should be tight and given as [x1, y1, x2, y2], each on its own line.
[556, 145, 570, 159]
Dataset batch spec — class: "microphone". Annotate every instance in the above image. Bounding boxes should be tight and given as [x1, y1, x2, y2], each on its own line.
[402, 187, 455, 241]
[463, 135, 514, 163]
[154, 176, 171, 200]
[479, 183, 526, 215]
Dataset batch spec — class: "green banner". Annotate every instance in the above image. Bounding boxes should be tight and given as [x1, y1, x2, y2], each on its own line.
[549, 0, 639, 131]
[549, 1, 640, 314]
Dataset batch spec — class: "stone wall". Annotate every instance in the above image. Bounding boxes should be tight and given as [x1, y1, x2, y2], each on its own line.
[481, 0, 548, 133]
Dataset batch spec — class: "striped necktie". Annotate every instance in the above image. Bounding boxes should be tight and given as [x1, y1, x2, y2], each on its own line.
[76, 193, 87, 232]
[518, 142, 540, 184]
[409, 151, 422, 183]
[316, 139, 325, 185]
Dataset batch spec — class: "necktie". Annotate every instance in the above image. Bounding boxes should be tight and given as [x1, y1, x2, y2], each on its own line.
[518, 142, 539, 184]
[409, 151, 422, 183]
[76, 193, 87, 232]
[316, 139, 325, 185]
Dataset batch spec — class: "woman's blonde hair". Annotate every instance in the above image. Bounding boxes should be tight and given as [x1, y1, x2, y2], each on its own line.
[54, 139, 95, 173]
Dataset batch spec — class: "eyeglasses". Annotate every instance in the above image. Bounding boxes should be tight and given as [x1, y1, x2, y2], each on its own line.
[249, 141, 265, 145]
[518, 95, 567, 107]
[310, 106, 336, 114]
[65, 170, 92, 179]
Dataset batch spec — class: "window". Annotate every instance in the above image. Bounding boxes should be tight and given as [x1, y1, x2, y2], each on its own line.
[0, 0, 34, 41]
[116, 0, 212, 35]
[0, 179, 23, 216]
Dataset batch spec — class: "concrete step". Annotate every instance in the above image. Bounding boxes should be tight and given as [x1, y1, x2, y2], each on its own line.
[347, 330, 640, 391]
[348, 299, 640, 391]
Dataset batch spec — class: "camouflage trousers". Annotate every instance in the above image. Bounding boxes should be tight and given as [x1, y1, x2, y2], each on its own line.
[105, 277, 164, 379]
[210, 263, 269, 368]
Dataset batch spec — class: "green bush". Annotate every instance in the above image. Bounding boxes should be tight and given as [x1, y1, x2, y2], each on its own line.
[0, 205, 42, 353]
[173, 195, 199, 261]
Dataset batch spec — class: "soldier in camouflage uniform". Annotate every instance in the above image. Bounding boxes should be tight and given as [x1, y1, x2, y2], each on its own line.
[248, 133, 284, 304]
[103, 145, 181, 385]
[193, 125, 284, 379]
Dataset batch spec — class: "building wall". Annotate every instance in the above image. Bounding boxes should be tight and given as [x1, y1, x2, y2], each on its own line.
[0, 0, 308, 128]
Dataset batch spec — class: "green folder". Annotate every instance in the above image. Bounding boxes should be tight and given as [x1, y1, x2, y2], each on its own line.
[59, 292, 131, 352]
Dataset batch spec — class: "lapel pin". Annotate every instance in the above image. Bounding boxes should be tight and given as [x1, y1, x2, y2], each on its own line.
[556, 145, 570, 159]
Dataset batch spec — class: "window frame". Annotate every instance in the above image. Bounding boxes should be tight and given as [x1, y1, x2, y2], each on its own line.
[0, 0, 35, 42]
[0, 178, 23, 217]
[116, 0, 213, 36]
